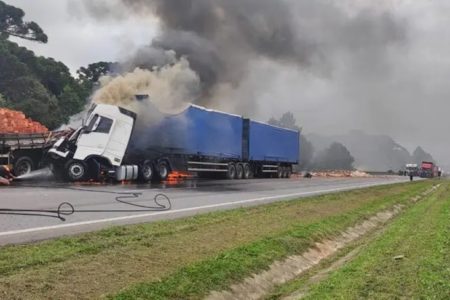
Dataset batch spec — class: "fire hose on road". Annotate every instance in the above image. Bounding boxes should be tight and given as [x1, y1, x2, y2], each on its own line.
[0, 185, 172, 221]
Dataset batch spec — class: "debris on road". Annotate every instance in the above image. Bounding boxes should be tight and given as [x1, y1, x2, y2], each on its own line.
[310, 170, 372, 178]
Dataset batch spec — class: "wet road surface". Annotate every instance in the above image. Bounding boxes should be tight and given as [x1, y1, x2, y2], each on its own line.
[0, 176, 411, 245]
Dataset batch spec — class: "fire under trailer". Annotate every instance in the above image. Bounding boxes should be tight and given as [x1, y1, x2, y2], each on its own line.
[47, 103, 300, 182]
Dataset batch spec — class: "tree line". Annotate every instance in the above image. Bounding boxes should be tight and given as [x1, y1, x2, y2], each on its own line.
[268, 112, 355, 171]
[0, 1, 111, 129]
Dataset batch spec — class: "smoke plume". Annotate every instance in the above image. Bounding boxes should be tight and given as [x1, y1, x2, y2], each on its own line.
[92, 55, 200, 114]
[78, 0, 407, 115]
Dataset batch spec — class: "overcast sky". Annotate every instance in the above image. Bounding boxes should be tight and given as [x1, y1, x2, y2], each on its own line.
[5, 0, 450, 166]
[8, 0, 158, 71]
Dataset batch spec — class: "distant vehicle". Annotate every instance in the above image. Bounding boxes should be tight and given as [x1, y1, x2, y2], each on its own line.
[420, 161, 439, 178]
[46, 103, 300, 182]
[405, 163, 419, 177]
[0, 132, 69, 176]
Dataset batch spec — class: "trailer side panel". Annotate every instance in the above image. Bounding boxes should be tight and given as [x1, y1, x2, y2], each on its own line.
[131, 105, 243, 160]
[248, 121, 299, 163]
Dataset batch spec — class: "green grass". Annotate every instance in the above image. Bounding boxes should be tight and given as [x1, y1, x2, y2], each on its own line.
[296, 181, 450, 299]
[0, 181, 434, 299]
[112, 182, 434, 300]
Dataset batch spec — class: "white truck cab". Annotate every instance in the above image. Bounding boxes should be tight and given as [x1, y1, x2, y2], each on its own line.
[74, 104, 135, 166]
[405, 163, 419, 176]
[47, 104, 137, 181]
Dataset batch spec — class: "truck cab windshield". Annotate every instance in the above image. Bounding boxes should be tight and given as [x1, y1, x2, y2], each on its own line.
[85, 114, 113, 134]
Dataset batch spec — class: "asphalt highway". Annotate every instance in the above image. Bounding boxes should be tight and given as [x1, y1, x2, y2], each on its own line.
[0, 176, 411, 245]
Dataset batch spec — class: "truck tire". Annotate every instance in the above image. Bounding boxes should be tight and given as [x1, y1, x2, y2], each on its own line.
[156, 160, 170, 181]
[227, 163, 236, 179]
[283, 166, 290, 178]
[139, 161, 154, 182]
[277, 166, 283, 178]
[236, 163, 244, 179]
[286, 167, 292, 178]
[243, 163, 251, 179]
[13, 156, 34, 176]
[65, 160, 88, 182]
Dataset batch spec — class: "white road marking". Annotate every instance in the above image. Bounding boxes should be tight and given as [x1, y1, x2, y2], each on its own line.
[0, 180, 402, 238]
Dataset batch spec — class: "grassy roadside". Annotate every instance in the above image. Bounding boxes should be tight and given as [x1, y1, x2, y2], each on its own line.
[0, 181, 434, 299]
[274, 180, 449, 299]
[302, 181, 450, 299]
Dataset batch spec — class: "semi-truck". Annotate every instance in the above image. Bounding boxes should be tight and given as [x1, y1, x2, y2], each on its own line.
[46, 103, 300, 182]
[0, 131, 69, 176]
[420, 161, 439, 178]
[404, 163, 419, 176]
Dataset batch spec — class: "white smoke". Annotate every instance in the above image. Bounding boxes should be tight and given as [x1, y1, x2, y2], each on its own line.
[92, 55, 200, 114]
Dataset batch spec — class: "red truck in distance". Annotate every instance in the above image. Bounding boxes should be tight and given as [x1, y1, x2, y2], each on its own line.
[420, 161, 440, 178]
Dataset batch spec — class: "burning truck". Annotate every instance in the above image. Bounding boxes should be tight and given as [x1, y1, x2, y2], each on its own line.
[46, 102, 300, 182]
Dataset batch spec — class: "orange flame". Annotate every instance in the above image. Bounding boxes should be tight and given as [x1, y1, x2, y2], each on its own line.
[74, 179, 104, 186]
[167, 171, 192, 181]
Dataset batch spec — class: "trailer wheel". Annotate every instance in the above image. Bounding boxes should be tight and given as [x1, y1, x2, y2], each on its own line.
[139, 161, 153, 182]
[243, 163, 251, 179]
[65, 160, 87, 182]
[227, 163, 236, 179]
[283, 166, 290, 178]
[286, 167, 292, 178]
[235, 163, 244, 179]
[13, 156, 34, 176]
[157, 161, 170, 181]
[277, 166, 283, 178]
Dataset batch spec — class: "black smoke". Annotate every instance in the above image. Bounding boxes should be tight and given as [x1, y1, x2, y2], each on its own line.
[79, 0, 407, 108]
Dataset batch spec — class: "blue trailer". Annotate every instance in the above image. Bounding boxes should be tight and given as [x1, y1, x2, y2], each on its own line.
[127, 104, 300, 180]
[130, 105, 243, 160]
[246, 120, 300, 177]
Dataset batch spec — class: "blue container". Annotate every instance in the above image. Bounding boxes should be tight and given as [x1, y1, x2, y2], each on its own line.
[133, 105, 243, 160]
[131, 104, 299, 164]
[248, 121, 299, 163]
